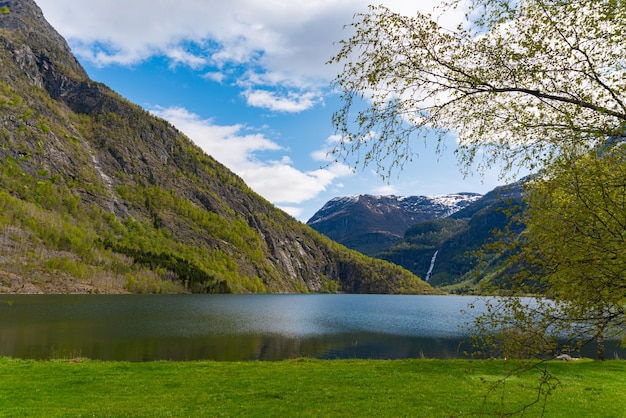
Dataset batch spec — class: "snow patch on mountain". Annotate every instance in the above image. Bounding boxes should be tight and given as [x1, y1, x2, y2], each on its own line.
[307, 192, 482, 226]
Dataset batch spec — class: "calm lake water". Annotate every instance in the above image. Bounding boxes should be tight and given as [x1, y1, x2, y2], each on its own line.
[0, 294, 622, 361]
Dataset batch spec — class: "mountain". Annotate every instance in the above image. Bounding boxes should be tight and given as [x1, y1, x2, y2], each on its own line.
[0, 0, 435, 295]
[378, 183, 525, 288]
[307, 193, 482, 255]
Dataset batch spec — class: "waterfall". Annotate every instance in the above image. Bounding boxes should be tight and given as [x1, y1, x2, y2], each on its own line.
[425, 250, 439, 282]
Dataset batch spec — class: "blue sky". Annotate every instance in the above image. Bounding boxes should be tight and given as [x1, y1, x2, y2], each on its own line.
[37, 0, 506, 221]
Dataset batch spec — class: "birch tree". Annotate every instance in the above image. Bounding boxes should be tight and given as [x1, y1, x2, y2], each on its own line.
[329, 0, 626, 177]
[330, 0, 626, 361]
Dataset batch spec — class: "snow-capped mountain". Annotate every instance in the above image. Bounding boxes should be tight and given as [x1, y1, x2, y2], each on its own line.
[306, 193, 482, 256]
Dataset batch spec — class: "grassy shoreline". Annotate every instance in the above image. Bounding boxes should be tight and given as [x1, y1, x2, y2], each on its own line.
[0, 358, 624, 416]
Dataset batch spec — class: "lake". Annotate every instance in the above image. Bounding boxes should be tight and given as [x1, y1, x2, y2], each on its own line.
[0, 294, 622, 361]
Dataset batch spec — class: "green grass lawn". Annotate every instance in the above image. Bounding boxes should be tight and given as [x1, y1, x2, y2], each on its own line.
[0, 358, 624, 417]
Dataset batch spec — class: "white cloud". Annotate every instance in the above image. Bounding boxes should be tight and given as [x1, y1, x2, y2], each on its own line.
[310, 134, 343, 162]
[150, 106, 352, 211]
[37, 0, 465, 108]
[202, 72, 226, 83]
[243, 89, 318, 113]
[151, 106, 281, 168]
[165, 48, 208, 69]
[275, 206, 304, 218]
[373, 184, 398, 195]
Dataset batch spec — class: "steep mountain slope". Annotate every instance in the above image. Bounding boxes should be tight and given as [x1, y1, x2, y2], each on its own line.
[307, 193, 482, 255]
[0, 0, 434, 294]
[378, 183, 525, 287]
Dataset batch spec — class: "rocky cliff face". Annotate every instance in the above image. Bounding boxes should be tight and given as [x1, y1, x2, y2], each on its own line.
[307, 193, 482, 255]
[0, 0, 434, 294]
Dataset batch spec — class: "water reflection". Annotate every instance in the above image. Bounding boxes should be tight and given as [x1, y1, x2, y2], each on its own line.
[0, 294, 622, 361]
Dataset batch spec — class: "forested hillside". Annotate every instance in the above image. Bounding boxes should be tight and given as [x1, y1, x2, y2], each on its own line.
[0, 0, 434, 295]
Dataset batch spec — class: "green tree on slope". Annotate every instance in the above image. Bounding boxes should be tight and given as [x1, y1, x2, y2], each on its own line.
[515, 147, 626, 360]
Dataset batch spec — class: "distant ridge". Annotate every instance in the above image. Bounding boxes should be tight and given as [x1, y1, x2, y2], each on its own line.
[378, 182, 525, 288]
[308, 184, 525, 288]
[307, 193, 482, 256]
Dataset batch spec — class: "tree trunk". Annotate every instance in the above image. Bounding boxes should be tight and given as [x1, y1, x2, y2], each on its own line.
[597, 323, 605, 361]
